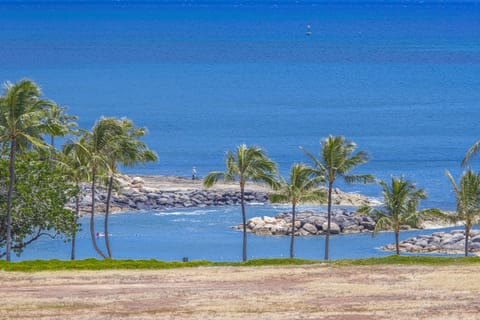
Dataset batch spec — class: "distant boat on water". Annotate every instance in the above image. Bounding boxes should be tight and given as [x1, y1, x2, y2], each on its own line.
[306, 24, 312, 36]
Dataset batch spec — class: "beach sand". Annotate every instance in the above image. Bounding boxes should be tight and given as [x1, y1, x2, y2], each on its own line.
[137, 175, 271, 193]
[1, 264, 479, 319]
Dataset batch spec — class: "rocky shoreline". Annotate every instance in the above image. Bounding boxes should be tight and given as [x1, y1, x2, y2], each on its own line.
[70, 175, 374, 214]
[236, 210, 377, 235]
[383, 229, 480, 255]
[72, 176, 268, 213]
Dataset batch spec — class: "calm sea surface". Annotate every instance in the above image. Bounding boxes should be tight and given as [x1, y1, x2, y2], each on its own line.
[1, 0, 480, 260]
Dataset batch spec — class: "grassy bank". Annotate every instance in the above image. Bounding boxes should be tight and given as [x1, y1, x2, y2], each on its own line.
[1, 255, 480, 272]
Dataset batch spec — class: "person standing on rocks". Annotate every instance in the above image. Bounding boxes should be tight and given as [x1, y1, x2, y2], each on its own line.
[192, 166, 197, 180]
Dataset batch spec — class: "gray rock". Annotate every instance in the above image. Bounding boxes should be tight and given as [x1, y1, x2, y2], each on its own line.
[322, 222, 341, 234]
[302, 223, 318, 235]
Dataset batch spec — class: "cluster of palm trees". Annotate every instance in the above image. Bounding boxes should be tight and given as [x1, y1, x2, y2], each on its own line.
[0, 79, 157, 261]
[204, 136, 374, 261]
[205, 137, 480, 260]
[61, 117, 157, 260]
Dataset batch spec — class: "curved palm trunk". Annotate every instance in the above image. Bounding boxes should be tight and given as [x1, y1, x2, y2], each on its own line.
[90, 167, 107, 258]
[104, 175, 113, 258]
[324, 181, 333, 261]
[240, 182, 247, 262]
[465, 225, 471, 257]
[395, 229, 400, 255]
[71, 195, 80, 260]
[290, 203, 296, 259]
[6, 139, 16, 262]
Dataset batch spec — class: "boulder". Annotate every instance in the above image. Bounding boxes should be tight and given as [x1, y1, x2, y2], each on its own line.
[132, 177, 144, 185]
[302, 223, 318, 235]
[263, 216, 277, 224]
[322, 222, 340, 234]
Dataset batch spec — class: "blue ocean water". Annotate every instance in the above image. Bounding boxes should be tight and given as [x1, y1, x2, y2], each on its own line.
[2, 1, 480, 260]
[2, 1, 480, 208]
[13, 205, 468, 262]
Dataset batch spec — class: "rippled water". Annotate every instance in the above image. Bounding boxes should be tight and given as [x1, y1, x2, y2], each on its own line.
[15, 205, 464, 261]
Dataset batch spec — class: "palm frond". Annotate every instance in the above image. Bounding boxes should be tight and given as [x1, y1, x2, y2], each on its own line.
[203, 171, 226, 188]
[462, 140, 480, 167]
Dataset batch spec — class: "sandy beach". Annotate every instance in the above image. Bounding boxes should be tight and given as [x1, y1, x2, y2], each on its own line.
[1, 264, 480, 319]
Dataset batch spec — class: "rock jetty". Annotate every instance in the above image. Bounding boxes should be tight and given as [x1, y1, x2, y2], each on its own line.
[236, 210, 377, 236]
[70, 175, 373, 214]
[383, 229, 480, 255]
[72, 177, 268, 213]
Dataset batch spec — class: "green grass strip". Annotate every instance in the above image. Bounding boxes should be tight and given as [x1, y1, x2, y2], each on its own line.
[1, 256, 479, 272]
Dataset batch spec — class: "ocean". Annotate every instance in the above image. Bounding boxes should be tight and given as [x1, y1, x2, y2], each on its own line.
[2, 0, 480, 209]
[1, 0, 480, 260]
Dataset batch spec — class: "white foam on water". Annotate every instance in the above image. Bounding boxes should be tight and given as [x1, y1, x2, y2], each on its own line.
[154, 209, 213, 216]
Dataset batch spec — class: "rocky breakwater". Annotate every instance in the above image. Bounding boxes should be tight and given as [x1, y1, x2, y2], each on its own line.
[383, 229, 480, 255]
[237, 209, 377, 236]
[70, 175, 374, 214]
[72, 175, 269, 213]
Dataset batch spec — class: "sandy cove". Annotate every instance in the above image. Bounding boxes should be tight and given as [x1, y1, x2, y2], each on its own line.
[1, 264, 480, 319]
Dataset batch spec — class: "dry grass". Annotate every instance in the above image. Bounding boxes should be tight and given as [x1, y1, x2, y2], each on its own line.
[1, 264, 480, 319]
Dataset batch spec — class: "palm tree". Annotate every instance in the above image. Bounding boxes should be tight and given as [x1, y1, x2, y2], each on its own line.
[203, 144, 278, 261]
[58, 142, 90, 260]
[100, 117, 157, 258]
[0, 79, 51, 262]
[446, 169, 480, 256]
[67, 125, 111, 259]
[43, 103, 78, 153]
[301, 135, 373, 260]
[269, 163, 326, 258]
[361, 177, 435, 255]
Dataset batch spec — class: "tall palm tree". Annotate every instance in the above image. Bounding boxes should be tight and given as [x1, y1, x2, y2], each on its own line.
[67, 124, 111, 259]
[446, 169, 480, 256]
[361, 177, 435, 255]
[269, 163, 326, 258]
[58, 142, 90, 260]
[301, 135, 373, 260]
[0, 79, 51, 262]
[100, 117, 157, 258]
[203, 144, 278, 262]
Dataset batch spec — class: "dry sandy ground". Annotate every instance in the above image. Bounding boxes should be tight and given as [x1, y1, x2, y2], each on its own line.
[1, 264, 480, 320]
[138, 175, 271, 193]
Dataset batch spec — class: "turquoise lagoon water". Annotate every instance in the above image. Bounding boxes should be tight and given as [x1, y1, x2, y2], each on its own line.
[2, 1, 480, 260]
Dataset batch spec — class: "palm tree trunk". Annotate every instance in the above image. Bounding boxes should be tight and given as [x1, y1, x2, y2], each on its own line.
[465, 225, 470, 257]
[6, 139, 16, 262]
[49, 135, 55, 166]
[240, 182, 247, 262]
[90, 167, 107, 258]
[395, 230, 400, 255]
[71, 195, 80, 260]
[290, 203, 296, 259]
[324, 181, 333, 261]
[105, 175, 113, 258]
